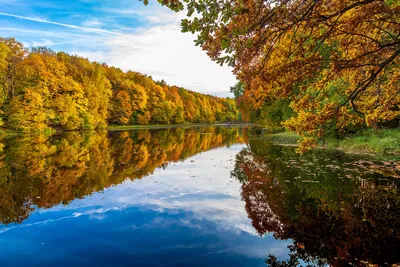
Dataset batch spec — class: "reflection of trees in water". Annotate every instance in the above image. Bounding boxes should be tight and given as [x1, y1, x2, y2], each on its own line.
[0, 126, 246, 225]
[0, 132, 114, 225]
[232, 139, 400, 266]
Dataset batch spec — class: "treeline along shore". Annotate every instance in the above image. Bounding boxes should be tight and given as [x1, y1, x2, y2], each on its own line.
[0, 38, 239, 133]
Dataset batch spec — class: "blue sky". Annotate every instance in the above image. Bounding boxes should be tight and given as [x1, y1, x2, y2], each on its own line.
[0, 0, 236, 96]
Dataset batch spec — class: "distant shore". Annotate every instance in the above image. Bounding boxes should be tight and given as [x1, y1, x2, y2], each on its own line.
[107, 122, 253, 131]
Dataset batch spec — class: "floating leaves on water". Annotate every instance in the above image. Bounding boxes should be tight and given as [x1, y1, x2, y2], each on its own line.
[301, 180, 320, 183]
[351, 160, 400, 178]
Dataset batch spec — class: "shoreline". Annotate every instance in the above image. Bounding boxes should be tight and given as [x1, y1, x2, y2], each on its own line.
[0, 123, 253, 136]
[257, 130, 400, 157]
[2, 124, 398, 157]
[107, 123, 253, 131]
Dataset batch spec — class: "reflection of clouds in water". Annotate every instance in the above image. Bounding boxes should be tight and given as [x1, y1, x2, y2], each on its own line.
[266, 246, 290, 258]
[17, 145, 256, 238]
[2, 145, 257, 236]
[0, 215, 80, 234]
[0, 207, 120, 234]
[3, 145, 256, 238]
[0, 144, 293, 265]
[108, 145, 258, 235]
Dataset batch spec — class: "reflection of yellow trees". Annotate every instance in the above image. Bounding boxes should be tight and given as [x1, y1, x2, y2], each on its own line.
[0, 126, 246, 224]
[232, 142, 400, 266]
[110, 127, 245, 181]
[0, 132, 114, 224]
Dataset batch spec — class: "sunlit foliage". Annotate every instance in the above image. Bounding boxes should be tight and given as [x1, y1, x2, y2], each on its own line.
[0, 38, 239, 132]
[154, 0, 400, 151]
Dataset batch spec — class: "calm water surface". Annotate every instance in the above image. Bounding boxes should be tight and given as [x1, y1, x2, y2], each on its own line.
[0, 126, 398, 266]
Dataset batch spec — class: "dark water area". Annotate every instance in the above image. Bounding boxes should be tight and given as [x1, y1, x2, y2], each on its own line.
[0, 126, 398, 267]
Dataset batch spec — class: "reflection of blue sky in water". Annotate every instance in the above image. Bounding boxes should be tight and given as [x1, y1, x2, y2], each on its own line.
[0, 145, 291, 267]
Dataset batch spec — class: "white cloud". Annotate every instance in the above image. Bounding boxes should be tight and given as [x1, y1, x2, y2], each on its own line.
[32, 38, 56, 47]
[81, 18, 104, 28]
[0, 7, 237, 96]
[71, 50, 107, 62]
[98, 5, 179, 25]
[0, 11, 126, 36]
[73, 22, 236, 95]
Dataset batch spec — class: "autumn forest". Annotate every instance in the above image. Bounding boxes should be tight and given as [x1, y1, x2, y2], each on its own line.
[0, 0, 399, 266]
[1, 0, 398, 154]
[0, 38, 239, 132]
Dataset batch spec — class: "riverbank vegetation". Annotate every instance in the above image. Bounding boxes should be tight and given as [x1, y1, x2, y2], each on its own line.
[155, 0, 400, 153]
[0, 38, 239, 133]
[258, 129, 400, 155]
[325, 129, 400, 154]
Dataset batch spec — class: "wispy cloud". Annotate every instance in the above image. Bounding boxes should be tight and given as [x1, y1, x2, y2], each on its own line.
[81, 18, 104, 28]
[32, 38, 56, 47]
[0, 2, 236, 96]
[0, 11, 127, 36]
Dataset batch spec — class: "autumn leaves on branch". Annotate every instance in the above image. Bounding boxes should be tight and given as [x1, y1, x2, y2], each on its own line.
[0, 38, 239, 132]
[155, 0, 400, 151]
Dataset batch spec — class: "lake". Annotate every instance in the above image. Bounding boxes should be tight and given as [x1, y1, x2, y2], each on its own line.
[0, 126, 399, 266]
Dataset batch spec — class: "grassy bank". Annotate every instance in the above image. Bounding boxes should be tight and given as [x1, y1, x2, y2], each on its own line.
[261, 129, 400, 155]
[325, 129, 400, 155]
[259, 131, 301, 145]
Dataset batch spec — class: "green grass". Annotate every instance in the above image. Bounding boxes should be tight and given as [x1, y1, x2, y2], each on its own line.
[261, 131, 301, 144]
[262, 129, 400, 155]
[326, 129, 400, 155]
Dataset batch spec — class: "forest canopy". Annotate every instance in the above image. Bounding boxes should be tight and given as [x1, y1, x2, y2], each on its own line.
[0, 37, 239, 132]
[152, 0, 400, 151]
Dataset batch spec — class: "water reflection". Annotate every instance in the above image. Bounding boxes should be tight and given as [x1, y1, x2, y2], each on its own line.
[0, 126, 246, 225]
[0, 127, 398, 266]
[232, 138, 400, 266]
